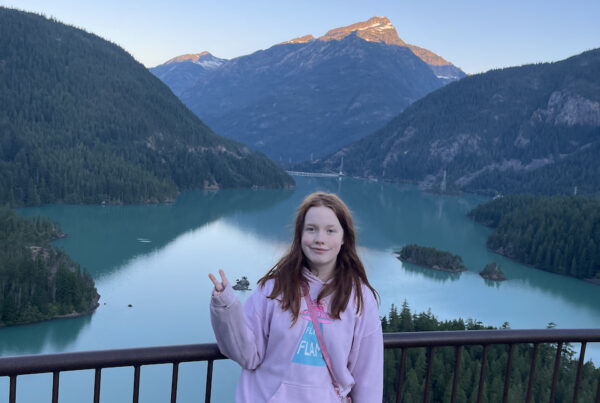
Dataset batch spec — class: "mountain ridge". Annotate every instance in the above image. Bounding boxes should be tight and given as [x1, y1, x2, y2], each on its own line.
[152, 16, 465, 162]
[305, 48, 600, 196]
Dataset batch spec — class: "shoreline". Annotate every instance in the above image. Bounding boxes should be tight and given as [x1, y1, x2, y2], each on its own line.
[395, 254, 467, 273]
[0, 294, 101, 328]
[490, 246, 599, 286]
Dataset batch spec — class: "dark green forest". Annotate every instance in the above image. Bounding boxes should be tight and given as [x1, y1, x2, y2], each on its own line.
[0, 207, 98, 326]
[306, 48, 600, 196]
[468, 195, 600, 280]
[382, 302, 599, 403]
[397, 244, 467, 273]
[0, 8, 293, 207]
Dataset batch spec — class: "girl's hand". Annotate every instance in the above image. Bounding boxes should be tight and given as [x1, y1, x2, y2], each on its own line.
[208, 269, 229, 293]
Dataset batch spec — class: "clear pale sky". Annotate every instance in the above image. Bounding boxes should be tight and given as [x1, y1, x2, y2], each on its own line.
[2, 0, 599, 74]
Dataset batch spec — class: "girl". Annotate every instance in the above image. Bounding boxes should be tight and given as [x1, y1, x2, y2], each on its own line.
[209, 192, 383, 402]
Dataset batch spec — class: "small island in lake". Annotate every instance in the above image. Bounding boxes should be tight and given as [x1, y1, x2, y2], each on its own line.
[233, 276, 251, 291]
[479, 262, 506, 281]
[395, 244, 467, 273]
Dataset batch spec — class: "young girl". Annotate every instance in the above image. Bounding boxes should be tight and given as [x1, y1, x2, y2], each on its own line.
[209, 192, 383, 402]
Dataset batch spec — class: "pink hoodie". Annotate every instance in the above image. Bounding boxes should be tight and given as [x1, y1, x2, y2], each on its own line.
[210, 268, 383, 402]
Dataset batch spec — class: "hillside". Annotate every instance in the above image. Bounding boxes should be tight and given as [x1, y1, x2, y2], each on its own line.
[153, 17, 465, 162]
[0, 207, 99, 326]
[307, 48, 600, 196]
[0, 7, 294, 207]
[468, 195, 600, 281]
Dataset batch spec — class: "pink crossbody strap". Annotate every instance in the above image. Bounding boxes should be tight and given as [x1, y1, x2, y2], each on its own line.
[301, 283, 350, 402]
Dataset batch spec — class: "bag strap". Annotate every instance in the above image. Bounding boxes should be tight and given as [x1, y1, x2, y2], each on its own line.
[301, 282, 346, 399]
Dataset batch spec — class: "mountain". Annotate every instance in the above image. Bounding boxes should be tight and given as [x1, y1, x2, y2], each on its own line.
[154, 17, 465, 162]
[306, 48, 600, 196]
[0, 7, 294, 207]
[316, 17, 465, 83]
[151, 52, 226, 96]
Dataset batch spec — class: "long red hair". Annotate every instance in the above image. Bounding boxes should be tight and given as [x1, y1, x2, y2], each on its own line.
[258, 192, 379, 323]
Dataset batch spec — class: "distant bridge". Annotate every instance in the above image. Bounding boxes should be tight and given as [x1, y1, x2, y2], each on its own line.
[286, 171, 342, 178]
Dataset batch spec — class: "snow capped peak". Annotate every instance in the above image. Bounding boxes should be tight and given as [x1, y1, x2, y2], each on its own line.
[162, 52, 226, 69]
[318, 16, 406, 47]
[279, 34, 315, 45]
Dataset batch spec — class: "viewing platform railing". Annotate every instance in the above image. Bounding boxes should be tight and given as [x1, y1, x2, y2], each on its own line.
[1, 329, 600, 403]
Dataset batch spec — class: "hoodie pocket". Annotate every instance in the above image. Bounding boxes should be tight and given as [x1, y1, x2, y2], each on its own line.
[267, 382, 340, 403]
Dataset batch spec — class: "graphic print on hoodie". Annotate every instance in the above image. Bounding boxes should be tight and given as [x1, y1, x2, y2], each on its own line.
[292, 299, 332, 366]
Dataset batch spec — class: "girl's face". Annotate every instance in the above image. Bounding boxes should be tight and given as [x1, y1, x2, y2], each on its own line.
[301, 206, 344, 274]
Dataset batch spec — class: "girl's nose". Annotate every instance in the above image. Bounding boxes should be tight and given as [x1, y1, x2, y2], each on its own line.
[314, 231, 324, 243]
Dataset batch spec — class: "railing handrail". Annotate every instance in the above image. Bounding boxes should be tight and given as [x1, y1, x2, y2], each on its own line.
[0, 343, 226, 377]
[2, 328, 600, 377]
[383, 328, 600, 348]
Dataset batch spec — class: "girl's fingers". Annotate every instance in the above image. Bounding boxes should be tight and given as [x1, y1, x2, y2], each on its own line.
[219, 269, 229, 287]
[208, 273, 223, 291]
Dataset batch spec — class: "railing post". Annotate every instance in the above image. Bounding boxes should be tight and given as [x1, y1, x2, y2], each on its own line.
[171, 362, 179, 403]
[423, 346, 435, 403]
[549, 342, 563, 403]
[9, 375, 16, 403]
[476, 345, 489, 403]
[133, 365, 141, 403]
[502, 344, 514, 403]
[94, 368, 102, 403]
[525, 343, 539, 403]
[573, 342, 587, 403]
[52, 371, 60, 403]
[395, 348, 407, 403]
[450, 345, 463, 403]
[205, 360, 214, 403]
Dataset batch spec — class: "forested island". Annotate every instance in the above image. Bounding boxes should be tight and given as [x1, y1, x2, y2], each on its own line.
[382, 302, 599, 402]
[479, 262, 506, 281]
[0, 207, 99, 326]
[468, 195, 600, 283]
[396, 244, 467, 273]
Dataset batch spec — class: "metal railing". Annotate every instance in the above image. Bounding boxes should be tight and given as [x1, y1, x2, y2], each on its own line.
[1, 329, 599, 403]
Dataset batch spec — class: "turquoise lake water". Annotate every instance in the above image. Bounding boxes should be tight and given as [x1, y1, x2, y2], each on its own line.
[2, 176, 599, 402]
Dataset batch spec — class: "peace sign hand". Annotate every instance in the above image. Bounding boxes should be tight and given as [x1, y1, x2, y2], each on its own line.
[208, 269, 229, 294]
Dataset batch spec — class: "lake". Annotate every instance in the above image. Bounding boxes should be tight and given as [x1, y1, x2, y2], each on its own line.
[2, 176, 599, 402]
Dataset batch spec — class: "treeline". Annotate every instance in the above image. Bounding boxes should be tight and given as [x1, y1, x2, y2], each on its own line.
[396, 244, 466, 273]
[468, 195, 600, 280]
[0, 7, 293, 207]
[382, 302, 599, 403]
[0, 207, 99, 326]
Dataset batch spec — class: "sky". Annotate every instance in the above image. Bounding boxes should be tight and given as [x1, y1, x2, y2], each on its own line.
[2, 0, 599, 74]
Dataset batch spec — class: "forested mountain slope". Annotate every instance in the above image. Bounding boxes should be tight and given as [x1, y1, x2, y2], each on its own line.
[308, 48, 600, 196]
[0, 7, 293, 207]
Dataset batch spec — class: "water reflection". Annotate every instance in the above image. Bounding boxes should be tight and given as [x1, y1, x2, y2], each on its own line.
[0, 314, 93, 356]
[19, 189, 293, 278]
[400, 262, 462, 283]
[483, 279, 503, 288]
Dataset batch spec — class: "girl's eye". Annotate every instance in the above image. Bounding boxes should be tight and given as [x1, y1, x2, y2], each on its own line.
[327, 229, 335, 234]
[305, 227, 315, 232]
